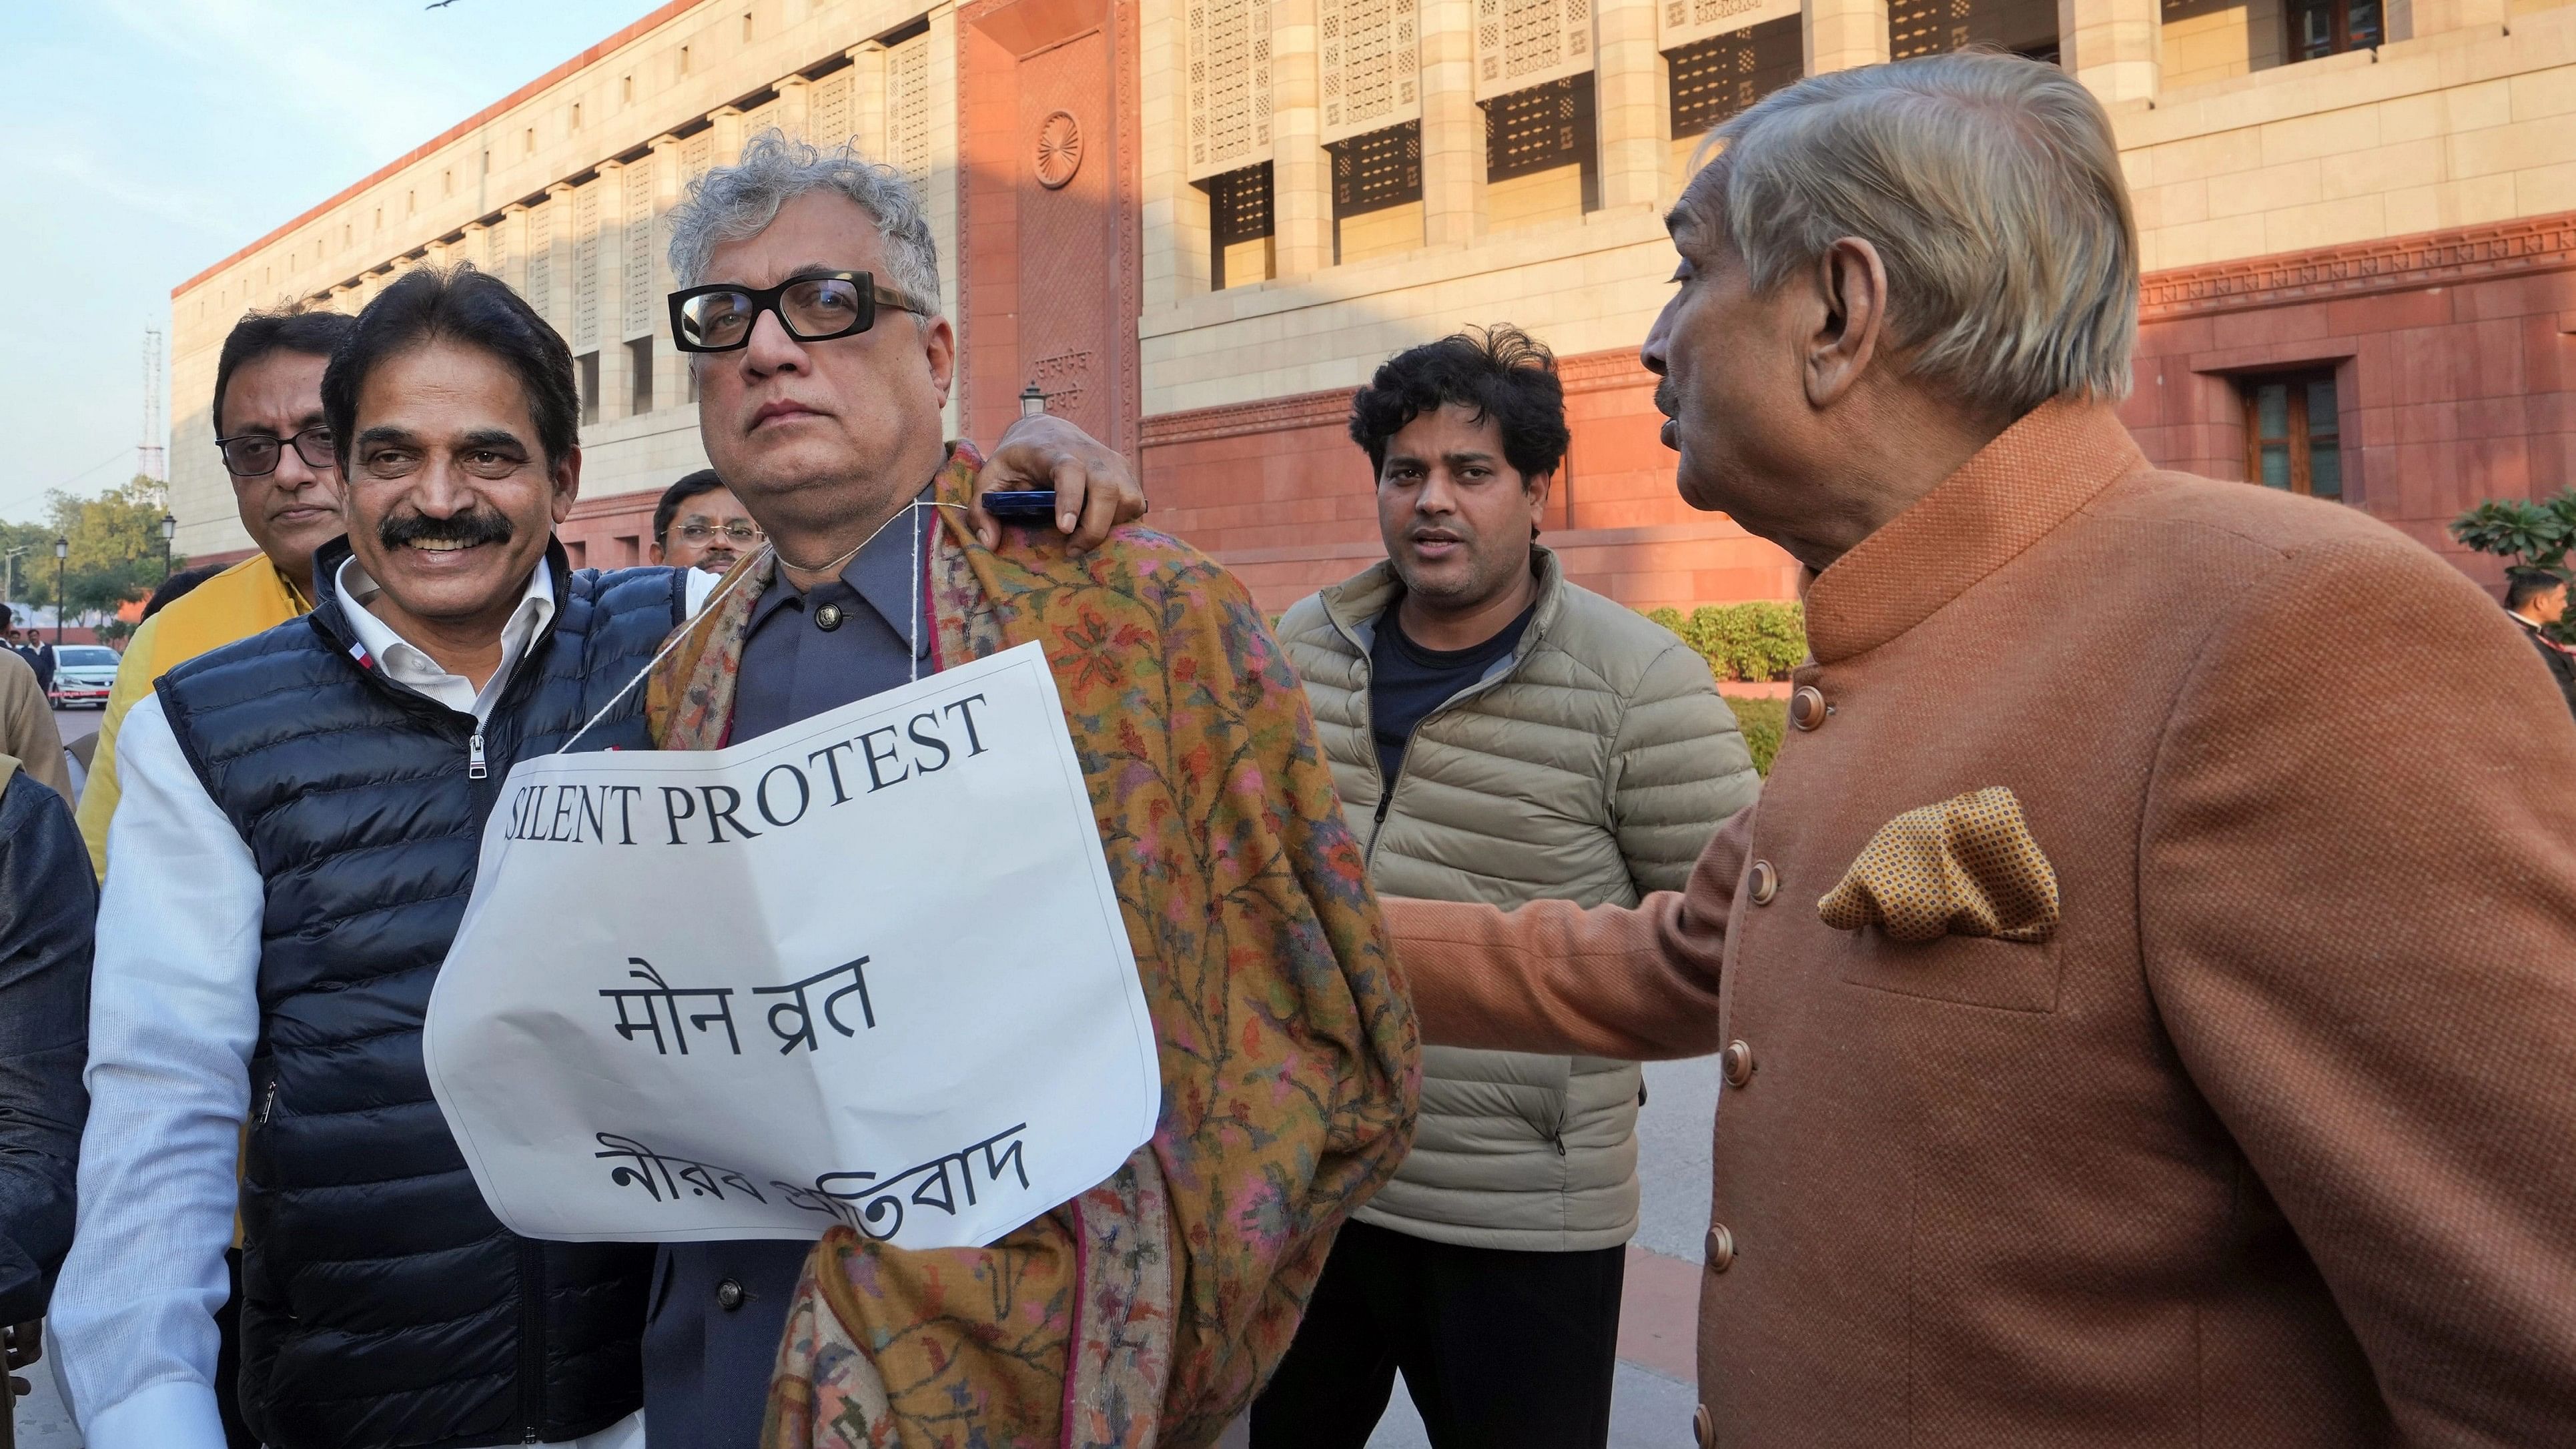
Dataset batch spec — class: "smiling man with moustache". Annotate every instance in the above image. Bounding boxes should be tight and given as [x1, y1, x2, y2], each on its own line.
[52, 266, 687, 1449]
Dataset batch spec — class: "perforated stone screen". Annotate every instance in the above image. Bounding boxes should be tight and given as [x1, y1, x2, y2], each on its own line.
[1189, 0, 1275, 180]
[1474, 0, 1593, 103]
[1321, 0, 1419, 145]
[887, 32, 934, 197]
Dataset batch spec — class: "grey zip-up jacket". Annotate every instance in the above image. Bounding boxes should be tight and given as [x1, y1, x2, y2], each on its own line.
[1278, 549, 1759, 1250]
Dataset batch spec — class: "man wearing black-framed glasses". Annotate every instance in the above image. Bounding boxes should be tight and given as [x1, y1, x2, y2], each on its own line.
[648, 468, 764, 574]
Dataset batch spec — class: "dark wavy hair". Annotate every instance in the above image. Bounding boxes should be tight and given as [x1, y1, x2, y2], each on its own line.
[211, 306, 356, 434]
[1347, 326, 1569, 486]
[322, 264, 578, 474]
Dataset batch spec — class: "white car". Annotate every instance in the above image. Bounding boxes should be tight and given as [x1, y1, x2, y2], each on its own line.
[45, 644, 121, 708]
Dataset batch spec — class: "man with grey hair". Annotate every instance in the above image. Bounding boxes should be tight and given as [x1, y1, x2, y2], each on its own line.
[634, 133, 1410, 1448]
[1384, 51, 2576, 1446]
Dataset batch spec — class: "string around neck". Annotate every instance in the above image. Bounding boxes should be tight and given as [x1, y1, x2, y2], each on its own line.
[552, 498, 971, 757]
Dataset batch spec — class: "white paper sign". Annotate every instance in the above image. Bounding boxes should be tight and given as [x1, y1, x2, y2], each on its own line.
[422, 642, 1161, 1247]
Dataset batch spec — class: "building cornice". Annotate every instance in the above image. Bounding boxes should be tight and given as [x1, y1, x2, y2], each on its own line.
[2140, 209, 2576, 322]
[171, 0, 701, 300]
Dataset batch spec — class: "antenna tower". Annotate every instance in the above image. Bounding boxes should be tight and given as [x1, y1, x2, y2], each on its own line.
[138, 327, 167, 482]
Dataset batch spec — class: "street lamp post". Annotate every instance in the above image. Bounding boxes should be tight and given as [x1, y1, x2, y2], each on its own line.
[161, 512, 177, 579]
[53, 536, 67, 646]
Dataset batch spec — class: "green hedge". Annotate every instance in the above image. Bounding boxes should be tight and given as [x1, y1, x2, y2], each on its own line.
[1726, 695, 1785, 777]
[1645, 602, 1805, 777]
[1645, 601, 1808, 684]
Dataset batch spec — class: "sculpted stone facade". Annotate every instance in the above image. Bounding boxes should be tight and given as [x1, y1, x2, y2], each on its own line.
[170, 0, 2576, 609]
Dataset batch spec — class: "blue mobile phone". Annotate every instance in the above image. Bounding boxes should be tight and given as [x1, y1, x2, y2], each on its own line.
[981, 490, 1058, 522]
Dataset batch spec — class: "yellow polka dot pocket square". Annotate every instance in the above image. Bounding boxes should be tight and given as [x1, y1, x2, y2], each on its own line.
[1817, 786, 2060, 945]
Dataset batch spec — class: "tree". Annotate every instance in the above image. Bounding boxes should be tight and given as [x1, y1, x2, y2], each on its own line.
[2451, 489, 2576, 641]
[13, 476, 186, 624]
[2451, 491, 2576, 574]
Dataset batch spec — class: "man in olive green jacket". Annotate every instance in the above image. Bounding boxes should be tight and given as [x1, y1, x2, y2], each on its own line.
[1258, 328, 1759, 1449]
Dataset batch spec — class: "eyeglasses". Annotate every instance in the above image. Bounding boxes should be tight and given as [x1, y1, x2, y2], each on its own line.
[667, 271, 930, 353]
[673, 521, 765, 545]
[217, 426, 337, 478]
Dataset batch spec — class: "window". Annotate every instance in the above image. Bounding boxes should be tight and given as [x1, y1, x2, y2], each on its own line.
[1889, 0, 2058, 61]
[1484, 74, 1598, 230]
[630, 338, 655, 415]
[2242, 370, 2343, 500]
[743, 11, 755, 41]
[443, 169, 454, 197]
[1330, 121, 1423, 264]
[623, 74, 635, 103]
[1205, 163, 1276, 289]
[526, 127, 538, 155]
[681, 43, 693, 75]
[578, 352, 601, 426]
[2289, 0, 2380, 59]
[1668, 19, 1802, 141]
[572, 102, 584, 130]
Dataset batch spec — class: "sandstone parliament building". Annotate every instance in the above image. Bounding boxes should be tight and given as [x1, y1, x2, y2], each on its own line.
[169, 0, 2576, 610]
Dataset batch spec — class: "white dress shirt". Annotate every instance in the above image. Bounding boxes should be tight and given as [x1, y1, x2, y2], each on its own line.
[53, 558, 648, 1449]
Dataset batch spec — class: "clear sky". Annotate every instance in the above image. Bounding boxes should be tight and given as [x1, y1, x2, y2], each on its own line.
[0, 0, 662, 526]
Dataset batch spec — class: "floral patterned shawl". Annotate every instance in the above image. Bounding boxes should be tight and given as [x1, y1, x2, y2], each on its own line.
[644, 446, 1418, 1449]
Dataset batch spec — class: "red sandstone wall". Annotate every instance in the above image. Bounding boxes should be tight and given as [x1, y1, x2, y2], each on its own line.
[2126, 211, 2576, 593]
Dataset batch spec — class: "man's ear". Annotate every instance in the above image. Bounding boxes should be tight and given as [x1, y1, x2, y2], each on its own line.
[1525, 469, 1555, 535]
[550, 445, 584, 526]
[923, 317, 957, 410]
[1803, 237, 1890, 410]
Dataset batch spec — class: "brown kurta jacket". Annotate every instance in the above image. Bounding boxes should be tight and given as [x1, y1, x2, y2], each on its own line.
[1386, 401, 2576, 1446]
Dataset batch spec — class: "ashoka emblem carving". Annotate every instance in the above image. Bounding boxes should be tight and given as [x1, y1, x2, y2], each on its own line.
[1034, 110, 1083, 189]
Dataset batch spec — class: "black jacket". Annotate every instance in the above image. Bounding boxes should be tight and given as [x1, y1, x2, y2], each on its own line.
[0, 767, 91, 1324]
[155, 538, 684, 1449]
[2517, 616, 2576, 720]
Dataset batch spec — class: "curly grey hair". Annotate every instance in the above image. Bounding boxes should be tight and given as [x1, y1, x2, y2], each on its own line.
[1684, 51, 2137, 418]
[666, 129, 941, 316]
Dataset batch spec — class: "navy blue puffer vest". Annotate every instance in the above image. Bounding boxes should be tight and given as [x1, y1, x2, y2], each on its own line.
[155, 538, 683, 1449]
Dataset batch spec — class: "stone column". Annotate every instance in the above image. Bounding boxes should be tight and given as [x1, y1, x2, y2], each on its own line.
[775, 75, 813, 139]
[1803, 0, 1889, 73]
[1270, 0, 1334, 274]
[543, 182, 577, 347]
[711, 105, 747, 166]
[2058, 0, 2160, 105]
[650, 134, 687, 414]
[849, 43, 890, 160]
[1595, 0, 1665, 209]
[596, 159, 632, 422]
[500, 203, 530, 294]
[1420, 0, 1483, 246]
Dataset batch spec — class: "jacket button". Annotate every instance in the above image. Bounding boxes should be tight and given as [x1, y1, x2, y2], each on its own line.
[715, 1277, 746, 1312]
[1706, 1224, 1736, 1272]
[814, 602, 845, 632]
[1746, 859, 1777, 905]
[1693, 1403, 1715, 1448]
[1721, 1039, 1755, 1087]
[1788, 685, 1827, 731]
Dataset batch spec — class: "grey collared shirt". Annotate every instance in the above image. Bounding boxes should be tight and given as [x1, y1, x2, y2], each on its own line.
[642, 485, 942, 1448]
[729, 489, 937, 743]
